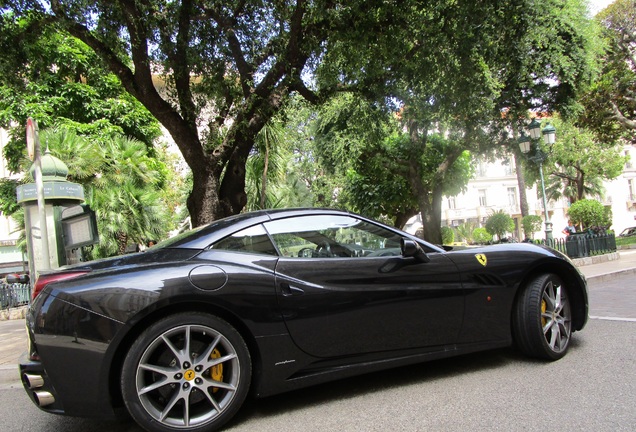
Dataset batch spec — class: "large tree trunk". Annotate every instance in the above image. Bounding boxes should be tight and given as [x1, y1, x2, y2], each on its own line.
[187, 167, 223, 227]
[408, 159, 443, 244]
[418, 182, 444, 245]
[514, 150, 529, 217]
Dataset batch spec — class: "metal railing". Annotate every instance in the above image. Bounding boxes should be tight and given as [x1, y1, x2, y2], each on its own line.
[0, 283, 30, 310]
[536, 232, 617, 259]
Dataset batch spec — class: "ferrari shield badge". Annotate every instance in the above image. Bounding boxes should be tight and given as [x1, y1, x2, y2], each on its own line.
[475, 253, 487, 267]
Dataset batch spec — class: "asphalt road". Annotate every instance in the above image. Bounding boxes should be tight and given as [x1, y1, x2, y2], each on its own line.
[0, 274, 634, 432]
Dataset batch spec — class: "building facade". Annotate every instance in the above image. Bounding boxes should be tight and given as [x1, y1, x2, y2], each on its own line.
[406, 145, 636, 241]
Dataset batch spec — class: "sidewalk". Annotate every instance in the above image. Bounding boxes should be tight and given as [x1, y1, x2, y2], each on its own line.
[573, 249, 636, 281]
[2, 250, 636, 374]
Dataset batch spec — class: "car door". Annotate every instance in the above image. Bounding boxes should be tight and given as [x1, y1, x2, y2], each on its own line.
[264, 214, 464, 359]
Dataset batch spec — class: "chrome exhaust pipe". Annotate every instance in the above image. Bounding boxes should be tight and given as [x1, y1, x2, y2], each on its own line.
[24, 374, 44, 389]
[34, 391, 55, 407]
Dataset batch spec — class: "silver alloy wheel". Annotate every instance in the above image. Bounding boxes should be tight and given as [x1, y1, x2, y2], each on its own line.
[135, 324, 241, 429]
[541, 278, 572, 353]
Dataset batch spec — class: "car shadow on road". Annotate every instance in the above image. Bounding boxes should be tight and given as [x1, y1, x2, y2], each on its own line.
[230, 346, 526, 427]
[24, 335, 586, 432]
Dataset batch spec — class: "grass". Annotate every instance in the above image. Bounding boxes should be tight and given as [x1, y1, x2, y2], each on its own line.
[616, 236, 636, 247]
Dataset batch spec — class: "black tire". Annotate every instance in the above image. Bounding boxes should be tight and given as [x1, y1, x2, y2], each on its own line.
[121, 313, 251, 432]
[513, 273, 572, 361]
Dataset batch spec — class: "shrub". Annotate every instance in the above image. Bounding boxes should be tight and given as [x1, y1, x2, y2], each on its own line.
[485, 210, 515, 241]
[522, 215, 543, 239]
[568, 199, 612, 231]
[441, 226, 455, 244]
[455, 221, 476, 243]
[473, 227, 493, 244]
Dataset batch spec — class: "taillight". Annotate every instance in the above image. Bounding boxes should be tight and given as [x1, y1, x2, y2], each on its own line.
[32, 271, 90, 300]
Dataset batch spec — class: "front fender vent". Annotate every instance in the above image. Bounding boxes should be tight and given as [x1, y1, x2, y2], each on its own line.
[471, 273, 505, 287]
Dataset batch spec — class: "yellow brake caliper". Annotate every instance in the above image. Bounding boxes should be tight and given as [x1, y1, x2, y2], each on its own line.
[541, 299, 547, 328]
[210, 348, 223, 393]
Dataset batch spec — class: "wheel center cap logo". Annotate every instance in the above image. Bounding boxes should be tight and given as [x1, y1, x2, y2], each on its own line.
[184, 370, 195, 381]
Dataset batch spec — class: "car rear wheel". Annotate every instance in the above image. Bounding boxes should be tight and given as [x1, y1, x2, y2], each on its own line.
[513, 273, 572, 360]
[121, 313, 251, 432]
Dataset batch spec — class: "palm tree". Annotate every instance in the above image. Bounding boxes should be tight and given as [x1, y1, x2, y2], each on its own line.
[245, 120, 289, 210]
[41, 128, 174, 258]
[90, 182, 166, 256]
[544, 165, 605, 205]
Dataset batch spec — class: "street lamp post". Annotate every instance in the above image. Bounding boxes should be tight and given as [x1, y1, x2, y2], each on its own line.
[519, 119, 556, 242]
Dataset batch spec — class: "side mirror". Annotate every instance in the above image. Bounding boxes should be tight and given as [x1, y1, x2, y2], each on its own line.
[400, 238, 430, 263]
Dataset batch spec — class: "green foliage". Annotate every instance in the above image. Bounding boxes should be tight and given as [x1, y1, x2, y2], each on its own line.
[542, 117, 628, 203]
[580, 0, 636, 142]
[0, 178, 22, 215]
[473, 228, 493, 245]
[522, 215, 544, 239]
[455, 221, 476, 244]
[0, 0, 590, 230]
[441, 226, 455, 245]
[567, 199, 612, 230]
[0, 21, 161, 173]
[485, 210, 515, 240]
[616, 236, 636, 247]
[13, 127, 180, 259]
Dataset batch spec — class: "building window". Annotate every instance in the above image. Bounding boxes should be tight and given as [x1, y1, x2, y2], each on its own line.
[476, 159, 487, 177]
[626, 151, 632, 169]
[504, 157, 515, 175]
[507, 187, 517, 207]
[447, 196, 456, 209]
[478, 189, 487, 207]
[629, 179, 635, 201]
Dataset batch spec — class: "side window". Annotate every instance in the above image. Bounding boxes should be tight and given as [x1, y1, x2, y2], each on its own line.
[264, 215, 403, 258]
[211, 225, 278, 256]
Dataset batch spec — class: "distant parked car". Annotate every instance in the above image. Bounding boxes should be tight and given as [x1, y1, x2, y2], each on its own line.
[5, 273, 29, 284]
[618, 227, 636, 237]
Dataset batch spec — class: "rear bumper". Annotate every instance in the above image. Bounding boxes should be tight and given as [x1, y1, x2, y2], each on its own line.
[19, 353, 65, 414]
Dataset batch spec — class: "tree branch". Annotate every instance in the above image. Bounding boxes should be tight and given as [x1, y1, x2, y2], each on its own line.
[202, 7, 254, 97]
[610, 101, 636, 130]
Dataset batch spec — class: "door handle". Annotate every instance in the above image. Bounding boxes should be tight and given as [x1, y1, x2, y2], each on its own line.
[280, 283, 304, 296]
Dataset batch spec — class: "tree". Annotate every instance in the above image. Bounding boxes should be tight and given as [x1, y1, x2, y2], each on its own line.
[1, 1, 425, 226]
[0, 26, 161, 172]
[542, 117, 628, 204]
[487, 0, 600, 216]
[39, 128, 177, 258]
[580, 0, 636, 139]
[244, 119, 286, 211]
[1, 1, 599, 232]
[455, 221, 477, 244]
[522, 215, 543, 240]
[567, 199, 612, 231]
[485, 210, 515, 241]
[328, 0, 596, 243]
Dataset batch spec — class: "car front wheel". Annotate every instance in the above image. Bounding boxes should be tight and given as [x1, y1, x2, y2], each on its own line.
[513, 273, 572, 361]
[121, 313, 251, 432]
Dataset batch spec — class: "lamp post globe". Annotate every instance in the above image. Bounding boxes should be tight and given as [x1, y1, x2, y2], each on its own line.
[519, 119, 556, 242]
[542, 123, 556, 145]
[528, 118, 542, 139]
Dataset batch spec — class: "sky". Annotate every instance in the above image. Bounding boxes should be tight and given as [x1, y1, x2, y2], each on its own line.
[588, 0, 614, 15]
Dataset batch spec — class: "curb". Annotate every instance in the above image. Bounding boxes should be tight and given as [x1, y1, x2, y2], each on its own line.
[0, 306, 27, 321]
[570, 251, 619, 267]
[585, 267, 636, 283]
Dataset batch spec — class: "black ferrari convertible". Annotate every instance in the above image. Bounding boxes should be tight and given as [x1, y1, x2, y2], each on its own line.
[20, 208, 588, 432]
